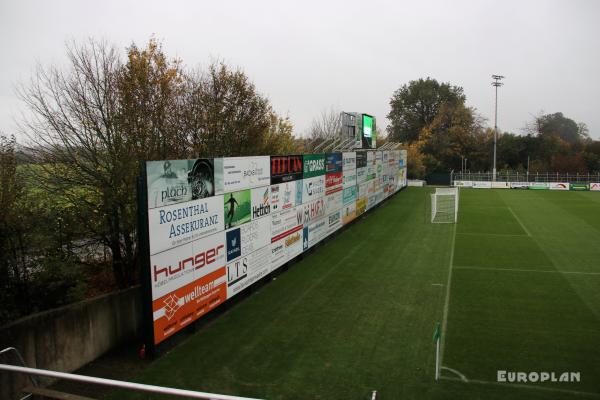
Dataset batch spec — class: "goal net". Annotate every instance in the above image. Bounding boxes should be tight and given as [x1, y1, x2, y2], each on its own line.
[431, 188, 459, 223]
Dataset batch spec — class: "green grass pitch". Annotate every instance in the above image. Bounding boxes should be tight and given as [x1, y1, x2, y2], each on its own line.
[112, 188, 600, 399]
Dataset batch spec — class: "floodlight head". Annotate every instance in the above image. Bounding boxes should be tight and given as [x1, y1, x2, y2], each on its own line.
[492, 74, 505, 80]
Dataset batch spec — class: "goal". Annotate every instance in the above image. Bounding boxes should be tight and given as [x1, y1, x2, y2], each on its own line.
[431, 188, 459, 223]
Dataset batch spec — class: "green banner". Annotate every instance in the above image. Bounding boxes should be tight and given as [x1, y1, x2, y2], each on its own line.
[224, 189, 251, 229]
[528, 183, 549, 190]
[570, 183, 589, 191]
[303, 154, 326, 178]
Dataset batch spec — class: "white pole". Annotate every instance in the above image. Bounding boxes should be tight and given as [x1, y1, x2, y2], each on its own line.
[0, 364, 263, 400]
[435, 337, 440, 381]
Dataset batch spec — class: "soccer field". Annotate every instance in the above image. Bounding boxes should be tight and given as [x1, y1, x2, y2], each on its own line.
[112, 188, 600, 399]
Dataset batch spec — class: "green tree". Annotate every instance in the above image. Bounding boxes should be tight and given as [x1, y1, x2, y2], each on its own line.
[387, 77, 466, 143]
[536, 112, 586, 145]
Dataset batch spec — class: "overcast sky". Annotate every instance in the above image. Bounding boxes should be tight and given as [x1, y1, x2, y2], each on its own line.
[1, 0, 599, 142]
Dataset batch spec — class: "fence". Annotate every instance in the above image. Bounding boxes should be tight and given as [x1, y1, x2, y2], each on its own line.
[452, 171, 600, 183]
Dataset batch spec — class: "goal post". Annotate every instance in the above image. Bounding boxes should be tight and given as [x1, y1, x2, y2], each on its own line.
[431, 187, 459, 223]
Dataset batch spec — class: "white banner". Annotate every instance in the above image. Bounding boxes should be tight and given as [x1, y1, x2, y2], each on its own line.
[220, 156, 270, 193]
[302, 176, 326, 204]
[271, 205, 304, 243]
[510, 182, 530, 189]
[590, 182, 600, 191]
[303, 217, 327, 250]
[472, 181, 492, 189]
[270, 180, 301, 214]
[251, 186, 272, 220]
[325, 191, 343, 215]
[549, 182, 570, 191]
[150, 231, 226, 301]
[225, 217, 271, 263]
[226, 244, 271, 299]
[303, 197, 326, 224]
[453, 180, 473, 188]
[148, 195, 224, 256]
[326, 210, 342, 236]
[343, 152, 357, 189]
[491, 181, 510, 189]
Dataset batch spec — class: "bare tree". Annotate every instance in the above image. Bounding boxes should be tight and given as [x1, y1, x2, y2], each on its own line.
[307, 107, 342, 140]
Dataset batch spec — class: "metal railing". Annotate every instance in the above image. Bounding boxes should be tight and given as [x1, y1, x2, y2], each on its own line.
[452, 171, 600, 183]
[0, 347, 38, 400]
[0, 351, 263, 400]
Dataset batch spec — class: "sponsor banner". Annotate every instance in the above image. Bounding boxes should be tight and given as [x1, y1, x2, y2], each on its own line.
[150, 231, 225, 301]
[302, 154, 326, 178]
[491, 181, 510, 189]
[472, 181, 492, 189]
[285, 228, 303, 260]
[303, 197, 326, 225]
[548, 182, 569, 191]
[343, 186, 358, 205]
[251, 186, 271, 220]
[302, 176, 326, 203]
[325, 191, 343, 214]
[388, 151, 398, 166]
[356, 151, 368, 184]
[399, 150, 407, 168]
[528, 182, 549, 190]
[358, 182, 370, 199]
[367, 194, 377, 210]
[271, 206, 303, 242]
[342, 202, 356, 225]
[453, 180, 473, 188]
[224, 189, 251, 229]
[270, 239, 287, 272]
[218, 156, 270, 193]
[303, 217, 327, 250]
[270, 180, 300, 213]
[149, 195, 224, 256]
[590, 183, 600, 191]
[343, 152, 357, 189]
[326, 210, 342, 236]
[375, 190, 384, 205]
[226, 244, 271, 299]
[356, 198, 368, 216]
[271, 155, 303, 184]
[510, 182, 529, 189]
[375, 151, 383, 181]
[152, 266, 226, 344]
[326, 153, 343, 174]
[325, 172, 343, 194]
[147, 159, 214, 209]
[225, 217, 271, 262]
[367, 151, 376, 181]
[570, 183, 589, 191]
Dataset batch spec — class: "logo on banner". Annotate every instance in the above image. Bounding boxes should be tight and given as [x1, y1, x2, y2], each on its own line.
[252, 187, 271, 219]
[153, 243, 225, 283]
[227, 258, 248, 286]
[162, 294, 181, 320]
[303, 226, 309, 250]
[226, 229, 241, 261]
[243, 160, 264, 183]
[271, 155, 303, 183]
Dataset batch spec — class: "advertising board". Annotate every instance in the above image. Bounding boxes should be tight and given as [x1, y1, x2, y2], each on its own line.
[356, 198, 367, 216]
[302, 176, 326, 203]
[549, 182, 569, 191]
[224, 189, 251, 229]
[270, 155, 303, 184]
[472, 181, 492, 189]
[510, 182, 529, 189]
[570, 183, 589, 191]
[218, 156, 270, 193]
[342, 201, 356, 225]
[326, 209, 342, 236]
[343, 152, 357, 189]
[303, 154, 326, 178]
[148, 195, 224, 256]
[303, 197, 326, 225]
[150, 231, 226, 344]
[356, 151, 368, 184]
[270, 180, 300, 213]
[302, 217, 327, 250]
[528, 182, 549, 190]
[147, 159, 214, 209]
[343, 186, 358, 205]
[590, 183, 600, 191]
[226, 244, 271, 299]
[491, 181, 510, 189]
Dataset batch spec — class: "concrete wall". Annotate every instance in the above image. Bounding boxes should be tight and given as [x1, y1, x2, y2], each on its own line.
[0, 285, 142, 400]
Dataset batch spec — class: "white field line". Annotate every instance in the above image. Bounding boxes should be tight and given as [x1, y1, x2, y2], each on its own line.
[440, 223, 457, 366]
[456, 232, 528, 238]
[454, 265, 600, 276]
[441, 366, 468, 382]
[440, 375, 600, 398]
[507, 206, 532, 237]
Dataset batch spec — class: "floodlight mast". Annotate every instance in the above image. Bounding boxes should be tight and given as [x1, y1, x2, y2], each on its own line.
[492, 75, 504, 181]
